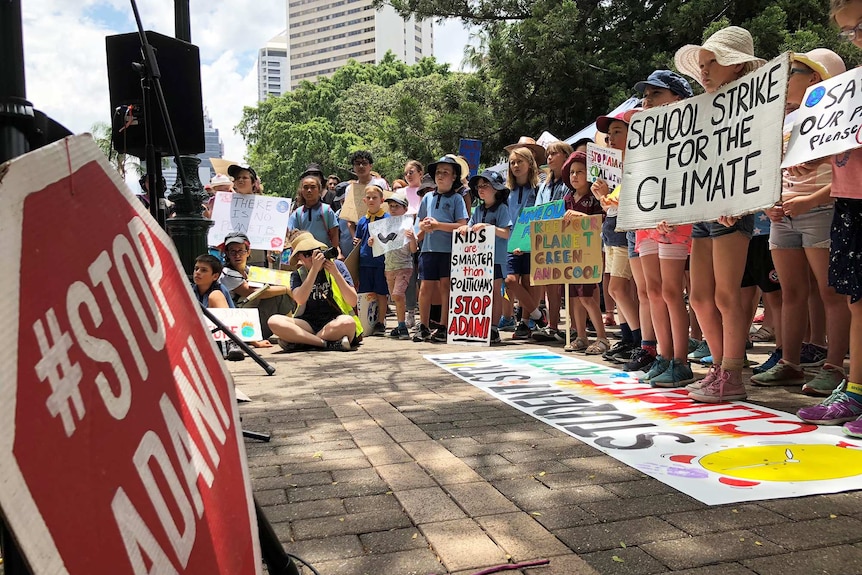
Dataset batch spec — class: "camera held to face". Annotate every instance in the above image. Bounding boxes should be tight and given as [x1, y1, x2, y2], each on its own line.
[321, 246, 339, 260]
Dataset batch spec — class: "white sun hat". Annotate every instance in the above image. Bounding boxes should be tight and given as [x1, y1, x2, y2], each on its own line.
[674, 26, 766, 88]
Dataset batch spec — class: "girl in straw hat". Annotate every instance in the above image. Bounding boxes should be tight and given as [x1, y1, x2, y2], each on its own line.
[672, 26, 765, 403]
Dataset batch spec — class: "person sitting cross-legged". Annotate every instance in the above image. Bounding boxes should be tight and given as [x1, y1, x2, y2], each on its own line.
[269, 233, 362, 352]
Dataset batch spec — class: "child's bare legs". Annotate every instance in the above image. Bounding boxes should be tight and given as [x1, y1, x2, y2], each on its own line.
[713, 232, 751, 363]
[642, 254, 671, 356]
[492, 278, 503, 324]
[685, 270, 702, 340]
[571, 296, 587, 338]
[438, 278, 451, 326]
[807, 248, 850, 367]
[630, 257, 654, 344]
[690, 238, 722, 362]
[376, 293, 388, 325]
[419, 280, 436, 327]
[269, 315, 354, 347]
[505, 274, 538, 316]
[581, 295, 607, 340]
[602, 271, 616, 324]
[502, 285, 514, 319]
[608, 276, 639, 331]
[808, 265, 827, 347]
[850, 299, 862, 383]
[661, 258, 690, 360]
[392, 293, 406, 323]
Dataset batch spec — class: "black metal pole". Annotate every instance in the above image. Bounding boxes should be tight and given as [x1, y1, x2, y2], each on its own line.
[175, 0, 191, 42]
[0, 0, 33, 165]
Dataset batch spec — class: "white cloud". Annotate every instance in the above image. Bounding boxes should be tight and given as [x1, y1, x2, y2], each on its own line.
[20, 1, 467, 164]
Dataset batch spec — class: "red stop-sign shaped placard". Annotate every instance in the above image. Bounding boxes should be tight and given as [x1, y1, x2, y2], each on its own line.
[0, 136, 261, 574]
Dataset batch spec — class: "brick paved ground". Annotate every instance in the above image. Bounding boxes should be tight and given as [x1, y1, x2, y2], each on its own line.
[231, 325, 862, 575]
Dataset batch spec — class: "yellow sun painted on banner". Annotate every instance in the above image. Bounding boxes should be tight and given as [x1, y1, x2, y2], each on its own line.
[696, 444, 862, 483]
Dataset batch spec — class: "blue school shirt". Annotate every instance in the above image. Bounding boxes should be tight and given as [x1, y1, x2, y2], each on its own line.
[508, 185, 537, 220]
[356, 212, 389, 268]
[535, 176, 567, 205]
[288, 202, 338, 247]
[469, 202, 512, 268]
[416, 190, 469, 253]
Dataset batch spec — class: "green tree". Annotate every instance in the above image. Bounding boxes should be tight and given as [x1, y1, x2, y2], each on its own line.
[378, 0, 860, 150]
[237, 53, 500, 193]
[89, 121, 139, 179]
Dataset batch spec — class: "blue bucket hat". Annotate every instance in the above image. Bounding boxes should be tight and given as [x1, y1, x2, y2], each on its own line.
[468, 169, 507, 192]
[426, 156, 462, 180]
[634, 70, 693, 98]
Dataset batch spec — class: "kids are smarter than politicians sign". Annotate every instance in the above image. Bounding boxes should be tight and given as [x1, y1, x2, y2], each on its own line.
[617, 54, 788, 230]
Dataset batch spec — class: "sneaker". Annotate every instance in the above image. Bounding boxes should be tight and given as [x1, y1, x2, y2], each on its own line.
[752, 348, 782, 375]
[531, 326, 559, 342]
[800, 343, 828, 368]
[553, 329, 568, 343]
[603, 341, 635, 362]
[371, 322, 387, 336]
[623, 347, 656, 372]
[640, 355, 670, 382]
[802, 363, 846, 397]
[325, 335, 352, 351]
[651, 360, 696, 388]
[405, 312, 416, 329]
[390, 325, 410, 340]
[609, 345, 638, 364]
[490, 326, 502, 343]
[686, 364, 720, 393]
[687, 340, 711, 362]
[431, 327, 448, 342]
[689, 368, 747, 403]
[512, 320, 532, 340]
[843, 418, 862, 438]
[498, 316, 516, 331]
[534, 308, 549, 329]
[412, 324, 432, 342]
[797, 382, 862, 425]
[687, 338, 700, 354]
[225, 340, 246, 361]
[750, 360, 806, 387]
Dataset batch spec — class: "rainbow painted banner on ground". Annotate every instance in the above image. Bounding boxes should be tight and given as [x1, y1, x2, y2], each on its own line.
[426, 348, 862, 506]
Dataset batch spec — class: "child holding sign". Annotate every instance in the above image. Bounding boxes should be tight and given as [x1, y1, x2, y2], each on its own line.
[797, 0, 862, 436]
[458, 169, 513, 344]
[354, 185, 390, 336]
[561, 151, 609, 355]
[673, 26, 766, 403]
[591, 111, 642, 363]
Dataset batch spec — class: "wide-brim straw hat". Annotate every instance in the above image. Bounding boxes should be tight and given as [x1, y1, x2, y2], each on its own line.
[504, 136, 547, 166]
[792, 48, 846, 81]
[288, 232, 328, 268]
[674, 26, 766, 88]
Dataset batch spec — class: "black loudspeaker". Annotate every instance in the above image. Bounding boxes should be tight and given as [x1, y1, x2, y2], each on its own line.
[106, 30, 205, 157]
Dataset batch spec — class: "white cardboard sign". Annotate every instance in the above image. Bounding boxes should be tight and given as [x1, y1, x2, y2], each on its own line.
[208, 191, 292, 250]
[782, 66, 862, 167]
[586, 143, 623, 187]
[369, 214, 413, 257]
[618, 54, 789, 230]
[447, 228, 495, 346]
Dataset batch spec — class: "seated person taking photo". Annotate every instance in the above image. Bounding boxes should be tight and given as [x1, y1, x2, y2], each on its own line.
[269, 233, 362, 352]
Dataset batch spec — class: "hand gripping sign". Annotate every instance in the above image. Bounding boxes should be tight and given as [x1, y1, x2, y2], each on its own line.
[0, 136, 261, 574]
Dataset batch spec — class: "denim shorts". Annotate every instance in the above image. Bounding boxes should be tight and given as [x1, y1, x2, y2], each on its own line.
[769, 205, 833, 250]
[691, 214, 754, 239]
[626, 230, 639, 258]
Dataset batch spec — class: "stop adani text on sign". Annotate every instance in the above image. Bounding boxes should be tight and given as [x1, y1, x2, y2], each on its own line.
[0, 135, 261, 574]
[617, 54, 788, 230]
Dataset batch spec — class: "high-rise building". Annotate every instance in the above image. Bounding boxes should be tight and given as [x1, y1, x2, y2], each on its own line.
[258, 0, 433, 97]
[258, 33, 290, 101]
[163, 108, 224, 188]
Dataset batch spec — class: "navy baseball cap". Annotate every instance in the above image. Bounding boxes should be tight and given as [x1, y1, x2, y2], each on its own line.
[468, 169, 508, 192]
[634, 70, 693, 98]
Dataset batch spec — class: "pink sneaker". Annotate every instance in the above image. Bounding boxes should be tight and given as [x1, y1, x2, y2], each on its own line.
[689, 368, 747, 403]
[685, 364, 719, 393]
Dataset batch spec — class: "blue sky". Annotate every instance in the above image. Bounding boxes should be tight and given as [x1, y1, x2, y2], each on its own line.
[21, 0, 471, 163]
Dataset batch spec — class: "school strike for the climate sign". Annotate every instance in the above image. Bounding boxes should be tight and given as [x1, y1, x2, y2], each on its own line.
[617, 54, 789, 231]
[448, 229, 495, 345]
[530, 217, 603, 285]
[782, 66, 862, 168]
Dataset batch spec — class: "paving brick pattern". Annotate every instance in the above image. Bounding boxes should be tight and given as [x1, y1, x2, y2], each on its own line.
[228, 332, 862, 574]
